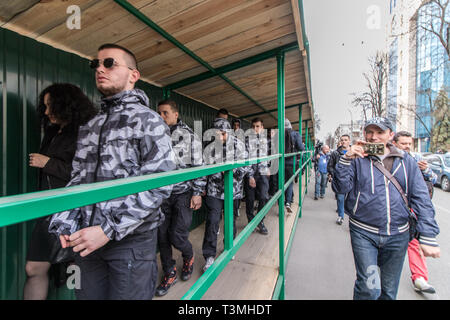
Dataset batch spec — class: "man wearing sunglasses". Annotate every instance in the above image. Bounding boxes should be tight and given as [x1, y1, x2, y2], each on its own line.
[49, 43, 176, 300]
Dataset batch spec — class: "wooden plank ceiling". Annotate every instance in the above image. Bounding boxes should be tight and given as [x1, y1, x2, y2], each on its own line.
[0, 0, 314, 136]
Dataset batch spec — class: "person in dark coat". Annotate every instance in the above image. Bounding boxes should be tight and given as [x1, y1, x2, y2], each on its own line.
[24, 83, 97, 300]
[285, 119, 305, 213]
[327, 134, 351, 225]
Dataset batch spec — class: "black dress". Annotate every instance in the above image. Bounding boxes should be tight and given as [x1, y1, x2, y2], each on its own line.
[26, 124, 77, 262]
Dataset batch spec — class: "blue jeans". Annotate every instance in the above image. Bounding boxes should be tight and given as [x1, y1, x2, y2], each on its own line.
[336, 193, 345, 218]
[285, 165, 294, 204]
[314, 171, 327, 197]
[350, 224, 409, 300]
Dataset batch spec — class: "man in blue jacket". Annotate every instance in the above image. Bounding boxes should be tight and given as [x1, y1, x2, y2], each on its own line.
[333, 117, 440, 300]
[313, 145, 330, 200]
[328, 134, 351, 225]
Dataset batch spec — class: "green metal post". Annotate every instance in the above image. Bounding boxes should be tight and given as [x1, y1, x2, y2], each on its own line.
[298, 105, 303, 218]
[305, 123, 309, 194]
[293, 155, 296, 176]
[224, 169, 234, 250]
[276, 52, 285, 300]
[162, 87, 171, 99]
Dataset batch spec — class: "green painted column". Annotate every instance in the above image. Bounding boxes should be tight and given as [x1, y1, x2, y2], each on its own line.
[224, 169, 234, 250]
[162, 87, 171, 99]
[276, 52, 286, 300]
[298, 105, 303, 218]
[305, 123, 309, 194]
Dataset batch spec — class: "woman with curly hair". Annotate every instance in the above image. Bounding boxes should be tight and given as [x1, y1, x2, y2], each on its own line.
[24, 83, 97, 300]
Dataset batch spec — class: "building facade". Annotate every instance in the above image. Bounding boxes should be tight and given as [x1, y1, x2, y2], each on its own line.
[333, 120, 364, 147]
[386, 0, 449, 152]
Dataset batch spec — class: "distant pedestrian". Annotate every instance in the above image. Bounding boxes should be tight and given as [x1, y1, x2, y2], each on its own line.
[284, 119, 305, 213]
[328, 135, 351, 225]
[217, 108, 229, 120]
[314, 145, 330, 200]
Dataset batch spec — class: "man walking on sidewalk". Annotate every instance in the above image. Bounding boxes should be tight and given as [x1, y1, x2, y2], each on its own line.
[314, 145, 330, 200]
[333, 117, 440, 300]
[328, 135, 351, 225]
[393, 130, 438, 294]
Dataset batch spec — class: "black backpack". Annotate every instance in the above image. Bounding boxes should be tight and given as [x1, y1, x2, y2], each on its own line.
[285, 129, 294, 154]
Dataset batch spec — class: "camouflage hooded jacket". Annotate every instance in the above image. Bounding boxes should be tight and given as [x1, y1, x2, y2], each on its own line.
[49, 89, 176, 241]
[245, 131, 270, 176]
[169, 119, 206, 195]
[205, 118, 253, 200]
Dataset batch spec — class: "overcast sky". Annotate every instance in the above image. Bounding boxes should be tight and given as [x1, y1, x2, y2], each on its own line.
[303, 0, 390, 140]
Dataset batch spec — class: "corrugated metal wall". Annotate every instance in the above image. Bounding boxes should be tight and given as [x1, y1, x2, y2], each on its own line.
[0, 27, 242, 299]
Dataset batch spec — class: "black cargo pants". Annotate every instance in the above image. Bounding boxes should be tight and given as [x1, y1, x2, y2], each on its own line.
[158, 191, 194, 273]
[244, 174, 269, 223]
[73, 229, 158, 300]
[202, 196, 239, 259]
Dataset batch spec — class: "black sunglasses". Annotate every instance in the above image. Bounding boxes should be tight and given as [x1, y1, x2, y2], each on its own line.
[89, 58, 134, 70]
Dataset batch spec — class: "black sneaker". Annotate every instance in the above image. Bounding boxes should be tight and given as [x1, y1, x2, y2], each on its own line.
[257, 223, 269, 235]
[181, 257, 194, 281]
[155, 268, 177, 297]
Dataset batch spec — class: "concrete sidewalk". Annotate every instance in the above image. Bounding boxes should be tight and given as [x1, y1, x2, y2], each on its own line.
[285, 178, 439, 300]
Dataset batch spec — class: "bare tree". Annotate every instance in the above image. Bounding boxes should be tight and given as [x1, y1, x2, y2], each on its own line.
[314, 112, 321, 132]
[390, 0, 449, 58]
[418, 0, 449, 58]
[387, 0, 449, 151]
[399, 86, 449, 151]
[324, 132, 335, 149]
[430, 88, 450, 151]
[351, 52, 388, 120]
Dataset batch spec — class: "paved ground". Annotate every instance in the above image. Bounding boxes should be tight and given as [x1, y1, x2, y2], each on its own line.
[285, 178, 450, 300]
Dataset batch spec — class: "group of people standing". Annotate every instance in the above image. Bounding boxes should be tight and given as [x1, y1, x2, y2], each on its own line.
[314, 117, 440, 299]
[23, 43, 307, 300]
[21, 40, 438, 301]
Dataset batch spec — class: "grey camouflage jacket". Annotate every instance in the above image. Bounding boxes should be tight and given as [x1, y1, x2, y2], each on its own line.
[205, 134, 253, 200]
[169, 119, 206, 196]
[49, 89, 176, 241]
[245, 131, 270, 176]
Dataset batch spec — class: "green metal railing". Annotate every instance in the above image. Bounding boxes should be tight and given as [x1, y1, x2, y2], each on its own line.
[0, 149, 312, 300]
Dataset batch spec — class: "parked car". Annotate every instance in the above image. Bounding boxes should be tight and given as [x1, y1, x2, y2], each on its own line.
[424, 153, 450, 192]
[410, 151, 432, 159]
